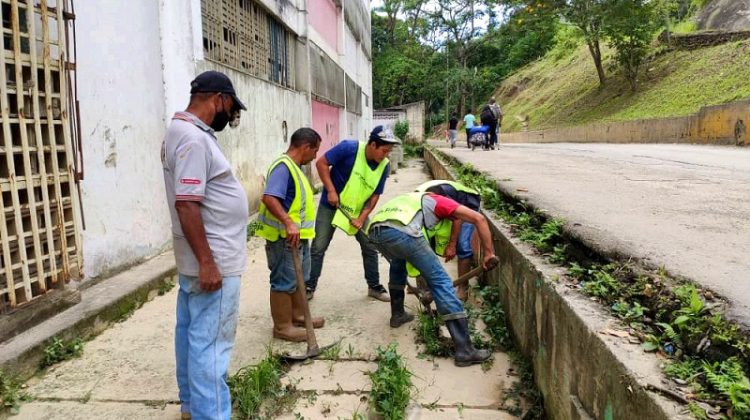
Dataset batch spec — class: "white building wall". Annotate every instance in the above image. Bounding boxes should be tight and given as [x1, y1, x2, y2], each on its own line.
[76, 0, 171, 280]
[195, 62, 311, 211]
[71, 0, 365, 281]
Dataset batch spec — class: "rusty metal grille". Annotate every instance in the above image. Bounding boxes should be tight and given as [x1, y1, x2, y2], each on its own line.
[201, 0, 295, 89]
[0, 0, 82, 312]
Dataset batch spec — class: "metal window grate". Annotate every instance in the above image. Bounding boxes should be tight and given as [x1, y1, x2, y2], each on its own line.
[201, 0, 295, 89]
[0, 0, 82, 312]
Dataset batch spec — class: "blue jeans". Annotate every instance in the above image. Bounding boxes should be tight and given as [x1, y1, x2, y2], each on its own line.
[457, 223, 476, 260]
[308, 204, 381, 291]
[368, 226, 466, 319]
[265, 239, 309, 293]
[175, 274, 241, 420]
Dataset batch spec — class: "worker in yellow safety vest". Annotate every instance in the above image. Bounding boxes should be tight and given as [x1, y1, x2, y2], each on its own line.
[305, 126, 400, 302]
[366, 192, 497, 367]
[256, 128, 326, 342]
[414, 180, 481, 301]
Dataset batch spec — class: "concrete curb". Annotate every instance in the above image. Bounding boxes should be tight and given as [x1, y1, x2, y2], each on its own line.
[0, 252, 177, 381]
[423, 149, 689, 420]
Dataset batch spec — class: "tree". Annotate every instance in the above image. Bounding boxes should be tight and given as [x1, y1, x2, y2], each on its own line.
[604, 0, 657, 91]
[561, 0, 608, 86]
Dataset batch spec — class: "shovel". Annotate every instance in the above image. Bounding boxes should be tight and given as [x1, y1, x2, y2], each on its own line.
[280, 245, 336, 362]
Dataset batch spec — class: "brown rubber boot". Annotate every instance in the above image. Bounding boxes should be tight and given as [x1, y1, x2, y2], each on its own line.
[291, 289, 325, 328]
[456, 259, 472, 302]
[270, 291, 307, 342]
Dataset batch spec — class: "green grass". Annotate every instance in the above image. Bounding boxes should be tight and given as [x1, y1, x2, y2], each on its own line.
[0, 370, 29, 415]
[497, 39, 750, 132]
[368, 343, 413, 420]
[41, 337, 84, 368]
[415, 312, 453, 357]
[228, 352, 297, 419]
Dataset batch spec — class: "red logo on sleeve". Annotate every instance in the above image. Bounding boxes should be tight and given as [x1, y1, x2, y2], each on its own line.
[180, 178, 202, 185]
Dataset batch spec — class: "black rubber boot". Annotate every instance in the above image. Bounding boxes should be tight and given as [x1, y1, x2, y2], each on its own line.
[445, 318, 492, 367]
[389, 288, 414, 328]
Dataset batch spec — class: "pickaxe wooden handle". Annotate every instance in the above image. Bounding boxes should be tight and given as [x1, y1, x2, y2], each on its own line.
[452, 256, 500, 287]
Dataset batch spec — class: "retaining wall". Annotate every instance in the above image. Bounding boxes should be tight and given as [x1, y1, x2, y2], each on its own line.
[503, 99, 750, 146]
[424, 148, 688, 420]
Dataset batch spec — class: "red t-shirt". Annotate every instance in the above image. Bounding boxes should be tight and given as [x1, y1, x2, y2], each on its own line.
[425, 193, 460, 220]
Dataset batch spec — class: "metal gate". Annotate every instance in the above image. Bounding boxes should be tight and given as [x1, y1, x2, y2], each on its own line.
[0, 0, 82, 313]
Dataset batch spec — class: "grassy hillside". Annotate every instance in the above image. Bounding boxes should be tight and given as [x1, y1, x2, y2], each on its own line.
[496, 38, 750, 132]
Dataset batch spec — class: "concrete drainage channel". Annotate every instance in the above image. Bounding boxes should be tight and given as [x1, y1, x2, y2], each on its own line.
[423, 148, 687, 420]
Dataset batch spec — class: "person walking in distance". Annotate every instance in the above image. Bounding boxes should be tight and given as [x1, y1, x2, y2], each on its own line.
[161, 70, 247, 420]
[463, 108, 476, 149]
[489, 98, 503, 148]
[448, 112, 459, 148]
[305, 126, 400, 302]
[255, 128, 326, 342]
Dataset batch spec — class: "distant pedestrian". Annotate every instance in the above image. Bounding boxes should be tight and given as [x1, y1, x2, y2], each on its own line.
[463, 108, 476, 148]
[448, 112, 459, 148]
[256, 128, 326, 342]
[489, 98, 503, 148]
[161, 70, 247, 420]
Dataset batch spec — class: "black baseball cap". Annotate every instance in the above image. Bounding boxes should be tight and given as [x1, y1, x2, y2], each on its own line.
[369, 125, 401, 144]
[190, 71, 247, 111]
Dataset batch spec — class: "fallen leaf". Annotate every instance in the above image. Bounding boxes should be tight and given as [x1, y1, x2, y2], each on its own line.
[516, 188, 529, 192]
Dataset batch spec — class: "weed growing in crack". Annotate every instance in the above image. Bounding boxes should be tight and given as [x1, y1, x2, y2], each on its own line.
[368, 343, 413, 420]
[320, 340, 342, 361]
[42, 336, 84, 368]
[433, 148, 750, 417]
[415, 312, 452, 357]
[157, 279, 176, 296]
[0, 369, 29, 415]
[228, 351, 297, 419]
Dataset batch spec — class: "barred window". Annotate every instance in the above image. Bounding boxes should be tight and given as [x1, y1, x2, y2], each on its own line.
[201, 0, 295, 89]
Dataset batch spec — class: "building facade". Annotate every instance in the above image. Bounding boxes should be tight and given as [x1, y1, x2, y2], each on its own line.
[0, 0, 372, 319]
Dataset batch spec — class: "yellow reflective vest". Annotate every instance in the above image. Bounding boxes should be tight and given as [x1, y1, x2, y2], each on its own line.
[368, 192, 453, 277]
[331, 142, 389, 235]
[256, 155, 316, 242]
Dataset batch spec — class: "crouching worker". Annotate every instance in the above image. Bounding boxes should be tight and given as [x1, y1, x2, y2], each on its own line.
[256, 128, 325, 342]
[366, 192, 496, 366]
[415, 180, 481, 301]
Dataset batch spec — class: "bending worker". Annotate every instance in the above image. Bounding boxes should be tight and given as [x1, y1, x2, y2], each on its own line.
[256, 128, 325, 342]
[366, 191, 496, 366]
[305, 126, 399, 302]
[415, 180, 481, 301]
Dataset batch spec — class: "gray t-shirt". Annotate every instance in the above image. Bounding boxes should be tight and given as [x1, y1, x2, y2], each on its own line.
[161, 112, 249, 277]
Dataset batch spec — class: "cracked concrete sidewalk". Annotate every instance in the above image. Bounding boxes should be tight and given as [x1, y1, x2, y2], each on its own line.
[13, 160, 519, 419]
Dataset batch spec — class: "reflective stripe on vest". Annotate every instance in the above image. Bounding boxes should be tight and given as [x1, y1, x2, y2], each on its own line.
[256, 155, 316, 241]
[331, 142, 389, 236]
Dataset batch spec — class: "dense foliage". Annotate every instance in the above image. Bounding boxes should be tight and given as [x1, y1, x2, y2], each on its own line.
[372, 0, 711, 126]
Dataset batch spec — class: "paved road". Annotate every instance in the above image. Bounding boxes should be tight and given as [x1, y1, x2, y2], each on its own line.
[433, 141, 750, 324]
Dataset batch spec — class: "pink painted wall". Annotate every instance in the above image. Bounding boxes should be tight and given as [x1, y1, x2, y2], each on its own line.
[312, 100, 341, 156]
[308, 0, 339, 52]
